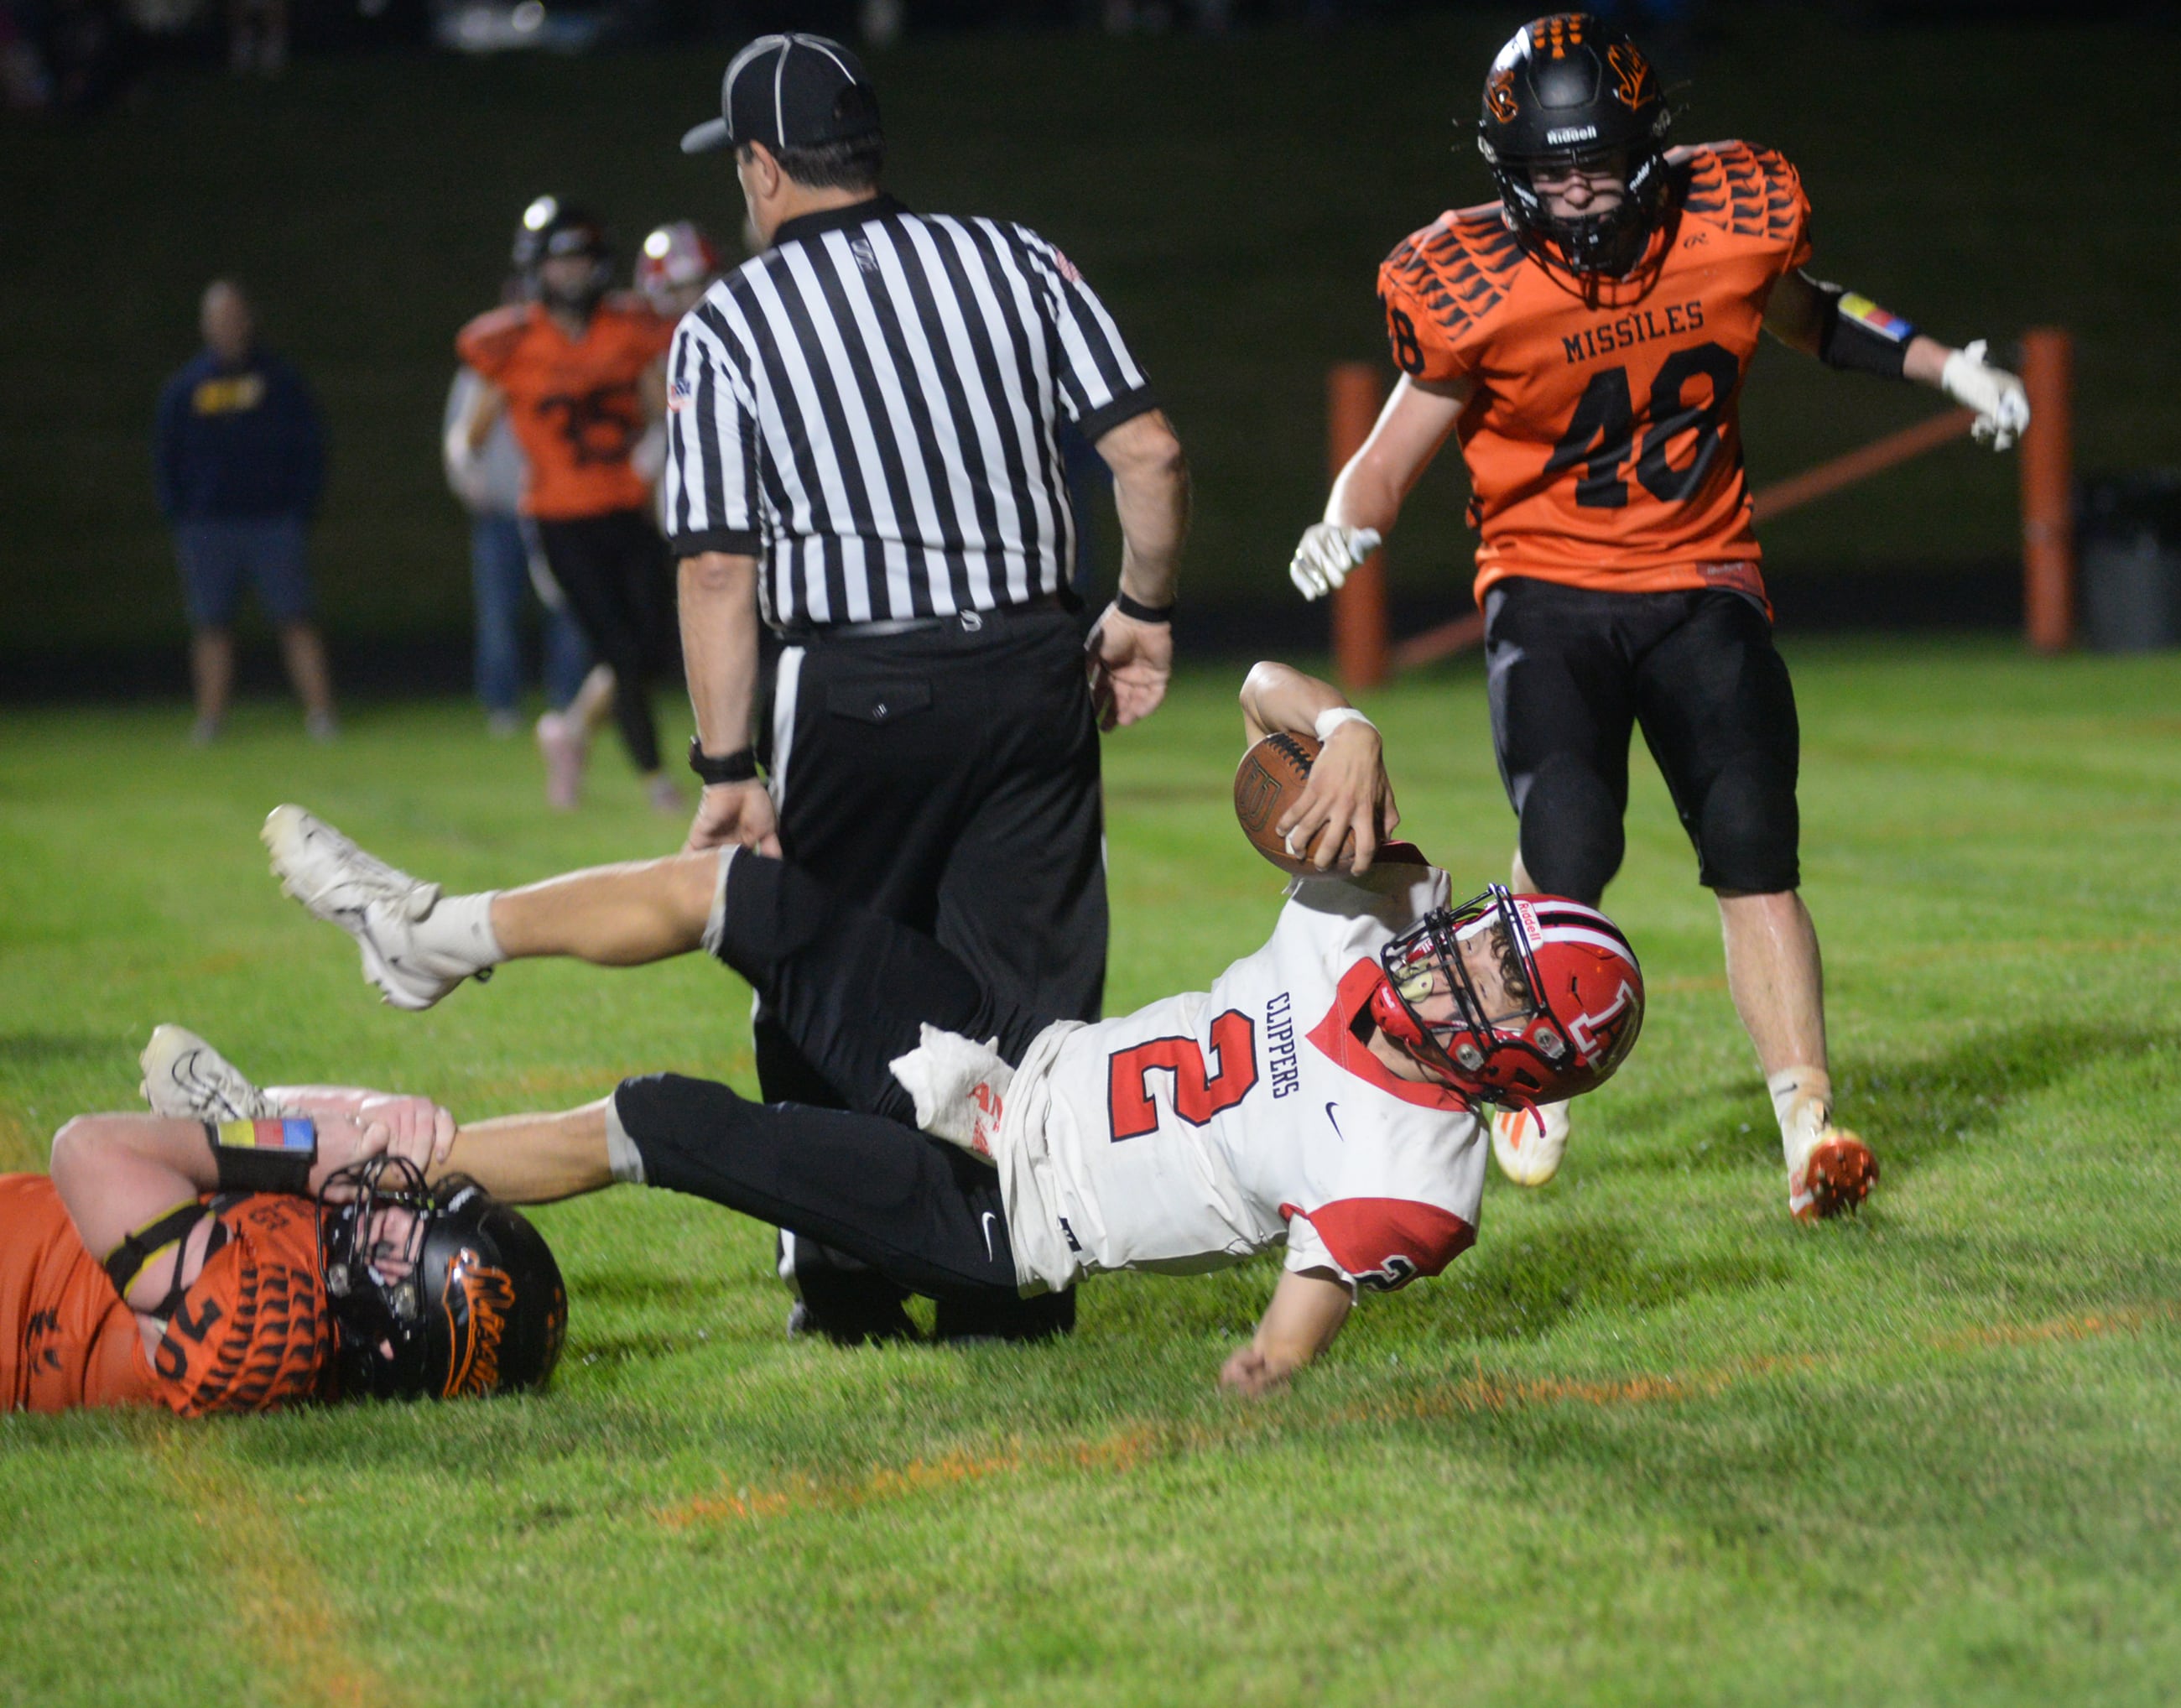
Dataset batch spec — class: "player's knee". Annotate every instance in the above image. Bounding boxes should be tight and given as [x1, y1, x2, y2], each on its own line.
[1516, 759, 1622, 905]
[1696, 761, 1799, 893]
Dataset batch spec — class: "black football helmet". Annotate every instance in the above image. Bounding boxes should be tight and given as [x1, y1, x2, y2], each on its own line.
[513, 195, 614, 315]
[320, 1157, 567, 1403]
[1476, 13, 1673, 280]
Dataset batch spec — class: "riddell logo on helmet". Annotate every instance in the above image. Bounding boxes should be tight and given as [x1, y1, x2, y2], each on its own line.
[440, 1248, 515, 1399]
[1546, 125, 1600, 144]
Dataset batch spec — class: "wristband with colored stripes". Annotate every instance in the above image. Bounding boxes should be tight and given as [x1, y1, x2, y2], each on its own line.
[204, 1117, 317, 1195]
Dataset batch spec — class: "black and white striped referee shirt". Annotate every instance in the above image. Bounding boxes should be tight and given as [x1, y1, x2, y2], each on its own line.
[663, 195, 1155, 630]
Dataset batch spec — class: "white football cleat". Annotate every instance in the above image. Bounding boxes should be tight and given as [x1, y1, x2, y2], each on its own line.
[140, 1024, 284, 1122]
[262, 805, 470, 1011]
[1491, 1099, 1572, 1186]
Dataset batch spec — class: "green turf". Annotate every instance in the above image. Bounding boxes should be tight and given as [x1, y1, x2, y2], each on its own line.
[3, 646, 2180, 1705]
[5, 9, 2177, 650]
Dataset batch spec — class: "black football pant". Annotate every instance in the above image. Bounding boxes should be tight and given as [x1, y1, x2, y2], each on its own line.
[754, 607, 1102, 1342]
[612, 851, 1051, 1306]
[1484, 578, 1802, 907]
[534, 508, 677, 775]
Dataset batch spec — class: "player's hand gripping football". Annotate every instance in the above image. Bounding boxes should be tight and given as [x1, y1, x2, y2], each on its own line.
[1288, 523, 1382, 601]
[1939, 340, 2031, 451]
[1085, 603, 1174, 731]
[1280, 718, 1399, 875]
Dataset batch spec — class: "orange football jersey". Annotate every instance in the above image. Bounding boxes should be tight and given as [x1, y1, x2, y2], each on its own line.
[0, 1174, 329, 1415]
[1377, 141, 1814, 606]
[457, 294, 675, 521]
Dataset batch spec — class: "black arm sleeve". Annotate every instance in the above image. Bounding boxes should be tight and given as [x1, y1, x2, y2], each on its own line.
[1814, 284, 1916, 380]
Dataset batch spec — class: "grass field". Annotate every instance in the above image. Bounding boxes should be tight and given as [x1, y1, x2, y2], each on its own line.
[3, 645, 2180, 1705]
[7, 8, 2179, 650]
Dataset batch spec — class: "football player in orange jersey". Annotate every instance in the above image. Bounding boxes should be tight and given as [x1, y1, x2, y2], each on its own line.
[3, 1029, 564, 1414]
[1288, 13, 2028, 1221]
[455, 198, 684, 815]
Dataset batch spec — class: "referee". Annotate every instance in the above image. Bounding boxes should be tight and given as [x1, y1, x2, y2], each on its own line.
[664, 35, 1189, 1345]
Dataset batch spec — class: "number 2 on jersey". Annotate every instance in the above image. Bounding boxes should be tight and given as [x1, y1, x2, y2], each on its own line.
[1107, 1011, 1258, 1141]
[1545, 341, 1740, 508]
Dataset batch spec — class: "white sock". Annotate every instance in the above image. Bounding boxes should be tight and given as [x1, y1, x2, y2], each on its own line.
[411, 890, 504, 976]
[1767, 1065, 1833, 1169]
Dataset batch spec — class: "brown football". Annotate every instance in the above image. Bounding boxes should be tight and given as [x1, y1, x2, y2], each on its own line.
[1233, 731, 1325, 875]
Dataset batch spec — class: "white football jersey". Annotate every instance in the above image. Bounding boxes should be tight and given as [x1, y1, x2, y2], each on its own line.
[996, 853, 1487, 1296]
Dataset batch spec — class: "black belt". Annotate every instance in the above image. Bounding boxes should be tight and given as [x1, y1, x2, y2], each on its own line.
[774, 595, 1071, 646]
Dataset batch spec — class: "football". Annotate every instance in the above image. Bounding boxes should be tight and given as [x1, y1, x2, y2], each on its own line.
[1233, 731, 1323, 874]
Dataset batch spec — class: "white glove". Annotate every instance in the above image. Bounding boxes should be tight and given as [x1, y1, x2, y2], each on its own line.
[1939, 340, 2031, 452]
[888, 1023, 1011, 1164]
[1288, 523, 1382, 602]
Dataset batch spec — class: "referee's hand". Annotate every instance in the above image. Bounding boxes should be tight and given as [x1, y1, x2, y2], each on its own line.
[684, 781, 783, 857]
[1086, 605, 1173, 732]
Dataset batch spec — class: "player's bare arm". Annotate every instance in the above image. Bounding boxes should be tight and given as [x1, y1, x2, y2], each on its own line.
[1239, 660, 1399, 872]
[1289, 374, 1470, 601]
[48, 1110, 392, 1321]
[453, 377, 507, 456]
[1220, 1268, 1354, 1398]
[677, 549, 780, 857]
[1086, 408, 1189, 730]
[1762, 266, 2029, 449]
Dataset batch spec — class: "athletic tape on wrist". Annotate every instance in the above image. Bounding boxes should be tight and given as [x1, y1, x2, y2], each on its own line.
[1313, 706, 1376, 744]
[204, 1117, 317, 1195]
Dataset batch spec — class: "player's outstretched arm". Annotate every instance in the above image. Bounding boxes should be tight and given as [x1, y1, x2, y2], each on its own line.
[1288, 375, 1469, 601]
[1220, 1268, 1353, 1398]
[1240, 662, 1399, 873]
[433, 1099, 618, 1205]
[1765, 268, 2029, 450]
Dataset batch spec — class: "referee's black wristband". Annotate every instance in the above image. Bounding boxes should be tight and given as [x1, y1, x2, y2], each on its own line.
[688, 740, 761, 786]
[1115, 592, 1174, 624]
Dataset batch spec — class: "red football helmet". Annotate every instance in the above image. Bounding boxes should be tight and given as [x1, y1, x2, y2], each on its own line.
[1368, 885, 1643, 1107]
[635, 221, 722, 306]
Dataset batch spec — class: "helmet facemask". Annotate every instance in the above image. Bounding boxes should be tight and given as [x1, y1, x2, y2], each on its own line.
[319, 1153, 436, 1400]
[1372, 885, 1570, 1107]
[1485, 138, 1671, 283]
[319, 1156, 567, 1403]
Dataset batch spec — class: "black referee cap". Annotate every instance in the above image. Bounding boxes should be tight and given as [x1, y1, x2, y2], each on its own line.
[680, 34, 882, 157]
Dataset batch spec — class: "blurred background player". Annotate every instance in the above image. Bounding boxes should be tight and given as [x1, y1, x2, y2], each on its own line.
[1288, 13, 2029, 1220]
[442, 274, 594, 741]
[454, 198, 681, 814]
[664, 34, 1189, 1344]
[154, 279, 337, 746]
[5, 1027, 564, 1414]
[628, 219, 724, 535]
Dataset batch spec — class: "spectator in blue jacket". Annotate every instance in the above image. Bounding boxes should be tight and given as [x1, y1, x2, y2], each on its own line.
[154, 279, 337, 743]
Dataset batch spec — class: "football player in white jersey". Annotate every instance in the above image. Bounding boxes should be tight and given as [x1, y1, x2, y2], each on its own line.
[260, 664, 1644, 1393]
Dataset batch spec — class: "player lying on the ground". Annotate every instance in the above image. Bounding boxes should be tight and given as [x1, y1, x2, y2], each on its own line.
[2, 1031, 565, 1414]
[262, 664, 1645, 1394]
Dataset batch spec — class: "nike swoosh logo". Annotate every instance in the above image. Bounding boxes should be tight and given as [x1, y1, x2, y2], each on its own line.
[981, 1211, 999, 1264]
[1325, 1102, 1345, 1142]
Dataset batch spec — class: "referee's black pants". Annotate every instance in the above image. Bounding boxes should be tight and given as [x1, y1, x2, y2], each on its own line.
[612, 850, 1054, 1307]
[755, 605, 1103, 1344]
[533, 508, 678, 775]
